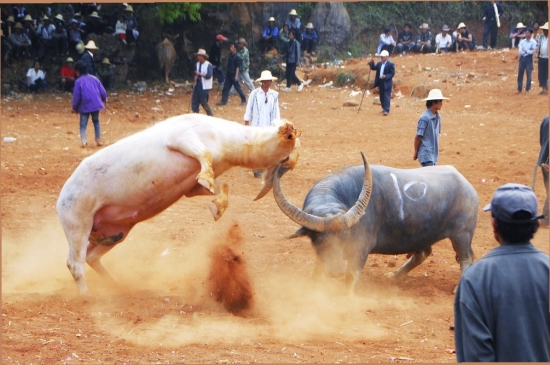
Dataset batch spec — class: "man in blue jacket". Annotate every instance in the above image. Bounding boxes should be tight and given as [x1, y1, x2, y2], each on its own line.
[454, 183, 550, 362]
[368, 50, 395, 115]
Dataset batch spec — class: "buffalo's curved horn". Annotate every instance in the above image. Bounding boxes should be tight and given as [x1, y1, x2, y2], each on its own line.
[273, 152, 372, 232]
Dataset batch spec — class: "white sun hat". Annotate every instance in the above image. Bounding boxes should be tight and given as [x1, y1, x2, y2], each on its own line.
[423, 89, 450, 101]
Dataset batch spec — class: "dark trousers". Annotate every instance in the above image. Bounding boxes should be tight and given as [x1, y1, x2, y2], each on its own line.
[27, 78, 46, 92]
[260, 37, 277, 52]
[100, 74, 114, 90]
[543, 167, 549, 225]
[54, 37, 68, 55]
[213, 66, 225, 86]
[285, 62, 301, 87]
[518, 55, 534, 91]
[220, 74, 246, 103]
[302, 38, 316, 53]
[482, 22, 498, 48]
[379, 81, 392, 113]
[415, 44, 434, 53]
[538, 57, 548, 89]
[380, 44, 394, 55]
[192, 83, 213, 116]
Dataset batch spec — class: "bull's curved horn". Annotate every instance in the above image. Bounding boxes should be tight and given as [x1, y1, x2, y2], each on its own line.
[273, 152, 372, 232]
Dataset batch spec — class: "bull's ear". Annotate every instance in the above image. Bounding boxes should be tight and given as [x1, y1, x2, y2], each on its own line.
[288, 227, 309, 239]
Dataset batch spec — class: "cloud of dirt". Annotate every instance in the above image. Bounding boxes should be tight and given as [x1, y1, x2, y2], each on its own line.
[2, 217, 73, 293]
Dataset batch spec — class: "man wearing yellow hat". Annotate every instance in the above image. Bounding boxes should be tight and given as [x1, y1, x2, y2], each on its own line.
[413, 89, 449, 166]
[60, 56, 77, 91]
[81, 40, 99, 75]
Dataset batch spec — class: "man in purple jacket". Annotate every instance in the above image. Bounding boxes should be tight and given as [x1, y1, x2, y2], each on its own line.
[72, 60, 107, 147]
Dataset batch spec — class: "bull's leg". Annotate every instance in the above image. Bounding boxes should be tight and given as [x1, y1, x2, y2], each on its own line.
[345, 250, 369, 295]
[59, 214, 94, 295]
[451, 233, 475, 293]
[208, 182, 229, 221]
[184, 182, 229, 221]
[385, 246, 432, 279]
[85, 243, 118, 285]
[166, 137, 216, 193]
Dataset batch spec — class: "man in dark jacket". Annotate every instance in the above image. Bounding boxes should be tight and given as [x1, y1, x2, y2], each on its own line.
[80, 40, 98, 76]
[396, 22, 416, 54]
[454, 183, 550, 362]
[209, 34, 227, 91]
[216, 42, 246, 106]
[368, 50, 395, 115]
[482, 0, 504, 49]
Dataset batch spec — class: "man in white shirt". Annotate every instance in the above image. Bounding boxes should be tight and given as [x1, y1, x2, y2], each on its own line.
[25, 59, 46, 93]
[537, 22, 548, 95]
[37, 15, 55, 58]
[517, 27, 537, 93]
[244, 70, 281, 177]
[435, 25, 453, 53]
[191, 48, 214, 116]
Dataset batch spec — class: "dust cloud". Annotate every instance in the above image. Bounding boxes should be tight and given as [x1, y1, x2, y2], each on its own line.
[2, 216, 417, 347]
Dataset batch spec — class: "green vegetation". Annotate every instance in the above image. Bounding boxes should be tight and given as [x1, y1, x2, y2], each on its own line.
[335, 72, 356, 87]
[156, 3, 202, 25]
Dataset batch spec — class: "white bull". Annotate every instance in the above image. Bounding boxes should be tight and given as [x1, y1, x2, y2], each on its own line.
[57, 114, 300, 295]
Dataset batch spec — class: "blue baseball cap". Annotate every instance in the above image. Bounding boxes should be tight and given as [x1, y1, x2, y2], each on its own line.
[483, 183, 544, 224]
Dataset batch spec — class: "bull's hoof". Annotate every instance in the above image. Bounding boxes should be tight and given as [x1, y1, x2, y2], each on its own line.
[209, 201, 223, 221]
[197, 173, 215, 194]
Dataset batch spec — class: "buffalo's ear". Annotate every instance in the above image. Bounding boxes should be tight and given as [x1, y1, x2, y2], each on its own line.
[288, 227, 309, 238]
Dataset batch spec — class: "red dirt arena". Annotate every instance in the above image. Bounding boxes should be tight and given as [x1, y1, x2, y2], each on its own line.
[2, 49, 548, 363]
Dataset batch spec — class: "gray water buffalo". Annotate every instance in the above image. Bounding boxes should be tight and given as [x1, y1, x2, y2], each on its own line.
[273, 153, 478, 293]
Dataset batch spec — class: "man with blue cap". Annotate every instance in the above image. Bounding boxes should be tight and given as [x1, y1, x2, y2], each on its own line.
[454, 183, 550, 362]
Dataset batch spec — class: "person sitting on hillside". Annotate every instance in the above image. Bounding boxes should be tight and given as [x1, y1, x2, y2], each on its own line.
[52, 15, 68, 57]
[124, 5, 138, 45]
[415, 23, 434, 53]
[261, 16, 278, 53]
[302, 22, 318, 55]
[86, 11, 102, 35]
[278, 23, 290, 52]
[435, 25, 453, 53]
[9, 22, 32, 59]
[510, 22, 527, 48]
[25, 59, 47, 93]
[396, 22, 416, 54]
[115, 14, 127, 45]
[68, 20, 84, 52]
[36, 15, 56, 58]
[285, 9, 301, 42]
[376, 27, 396, 56]
[97, 57, 114, 90]
[60, 56, 77, 92]
[456, 22, 476, 51]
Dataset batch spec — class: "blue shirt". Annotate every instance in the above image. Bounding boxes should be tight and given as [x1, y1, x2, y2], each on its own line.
[454, 243, 550, 362]
[416, 109, 440, 164]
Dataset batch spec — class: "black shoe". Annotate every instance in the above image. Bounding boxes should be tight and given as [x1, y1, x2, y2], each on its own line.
[240, 101, 247, 106]
[216, 101, 226, 106]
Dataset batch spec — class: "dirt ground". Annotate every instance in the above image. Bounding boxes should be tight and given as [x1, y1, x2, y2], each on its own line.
[2, 49, 549, 364]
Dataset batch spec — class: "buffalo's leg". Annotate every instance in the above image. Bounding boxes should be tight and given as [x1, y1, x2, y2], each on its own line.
[385, 246, 432, 279]
[345, 249, 370, 295]
[451, 233, 475, 293]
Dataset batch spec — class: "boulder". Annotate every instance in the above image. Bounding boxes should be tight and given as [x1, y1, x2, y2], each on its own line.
[310, 2, 351, 49]
[410, 84, 429, 99]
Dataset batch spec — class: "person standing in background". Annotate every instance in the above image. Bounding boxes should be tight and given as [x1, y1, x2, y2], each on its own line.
[537, 22, 548, 95]
[482, 0, 503, 50]
[191, 48, 214, 116]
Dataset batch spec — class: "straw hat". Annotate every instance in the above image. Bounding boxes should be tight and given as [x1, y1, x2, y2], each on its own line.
[55, 14, 64, 22]
[268, 16, 275, 22]
[43, 15, 50, 21]
[84, 40, 99, 50]
[380, 50, 389, 57]
[238, 37, 247, 45]
[421, 23, 429, 30]
[66, 57, 74, 63]
[122, 3, 129, 7]
[516, 22, 526, 29]
[457, 22, 466, 29]
[125, 5, 134, 12]
[305, 22, 314, 29]
[541, 22, 549, 30]
[256, 70, 277, 82]
[23, 14, 33, 22]
[102, 58, 111, 65]
[288, 9, 298, 16]
[75, 41, 85, 54]
[74, 12, 81, 17]
[14, 22, 24, 30]
[194, 48, 209, 58]
[89, 11, 100, 18]
[442, 24, 450, 31]
[423, 89, 449, 101]
[7, 15, 15, 23]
